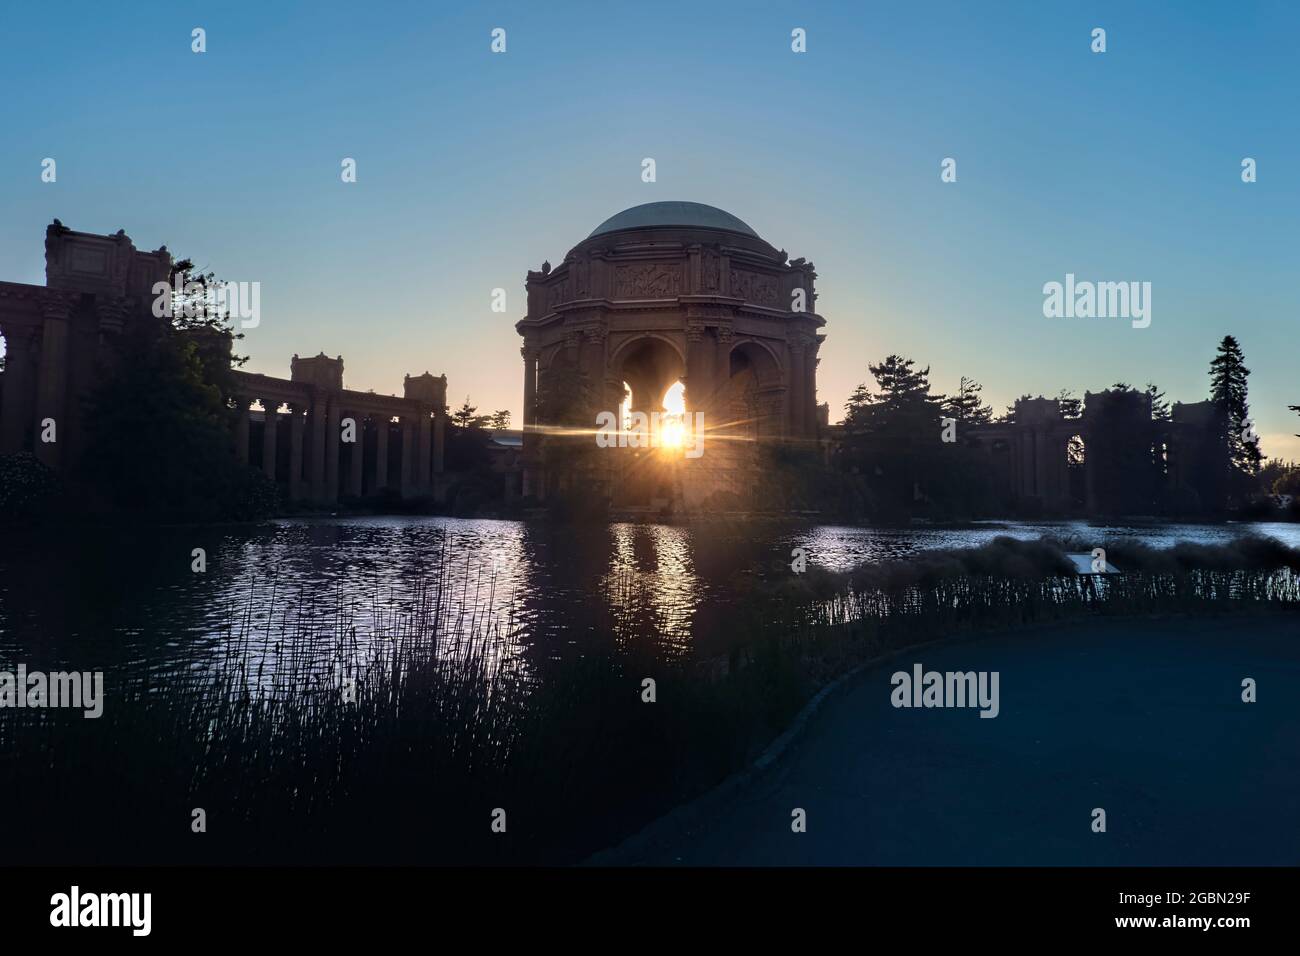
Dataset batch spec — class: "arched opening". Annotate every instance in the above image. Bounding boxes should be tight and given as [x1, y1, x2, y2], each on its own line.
[1068, 433, 1086, 505]
[719, 341, 782, 441]
[619, 380, 684, 428]
[610, 338, 687, 508]
[616, 337, 684, 418]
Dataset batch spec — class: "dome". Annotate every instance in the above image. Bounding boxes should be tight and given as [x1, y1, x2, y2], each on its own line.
[588, 201, 759, 239]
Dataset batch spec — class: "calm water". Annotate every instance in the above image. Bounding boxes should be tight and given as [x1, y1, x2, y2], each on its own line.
[2, 517, 1298, 686]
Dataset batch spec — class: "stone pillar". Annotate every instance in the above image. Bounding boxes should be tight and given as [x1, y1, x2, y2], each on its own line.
[0, 326, 35, 453]
[261, 402, 278, 480]
[580, 328, 605, 417]
[34, 302, 71, 468]
[325, 399, 341, 503]
[400, 415, 416, 497]
[804, 344, 819, 436]
[713, 328, 734, 434]
[521, 346, 537, 427]
[235, 401, 251, 466]
[521, 345, 539, 499]
[685, 326, 715, 418]
[374, 416, 389, 491]
[433, 412, 445, 475]
[787, 340, 806, 439]
[348, 412, 365, 497]
[417, 409, 432, 492]
[308, 391, 327, 501]
[289, 403, 306, 501]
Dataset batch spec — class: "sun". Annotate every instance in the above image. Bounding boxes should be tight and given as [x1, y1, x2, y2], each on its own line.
[659, 418, 686, 449]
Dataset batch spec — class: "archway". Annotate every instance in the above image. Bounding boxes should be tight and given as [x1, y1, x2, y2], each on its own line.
[615, 337, 685, 418]
[719, 340, 783, 441]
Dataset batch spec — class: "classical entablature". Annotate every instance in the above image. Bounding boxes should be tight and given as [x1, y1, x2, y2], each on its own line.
[515, 201, 827, 508]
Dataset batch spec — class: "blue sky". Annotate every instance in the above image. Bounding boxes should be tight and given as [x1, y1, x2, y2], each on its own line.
[2, 0, 1297, 457]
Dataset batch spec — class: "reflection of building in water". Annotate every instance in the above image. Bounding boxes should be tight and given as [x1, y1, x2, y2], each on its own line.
[0, 221, 448, 506]
[602, 524, 698, 656]
[516, 202, 827, 512]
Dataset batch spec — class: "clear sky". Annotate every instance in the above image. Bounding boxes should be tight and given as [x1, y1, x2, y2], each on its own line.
[2, 0, 1297, 458]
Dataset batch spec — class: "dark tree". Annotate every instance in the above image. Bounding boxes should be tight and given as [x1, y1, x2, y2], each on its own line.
[79, 325, 274, 521]
[76, 252, 275, 521]
[1146, 383, 1171, 422]
[999, 394, 1034, 424]
[837, 355, 966, 516]
[445, 398, 493, 472]
[1209, 335, 1263, 474]
[943, 376, 993, 425]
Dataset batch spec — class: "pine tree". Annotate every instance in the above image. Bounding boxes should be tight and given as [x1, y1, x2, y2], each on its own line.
[943, 376, 993, 424]
[1145, 383, 1170, 421]
[842, 383, 872, 429]
[1209, 335, 1263, 474]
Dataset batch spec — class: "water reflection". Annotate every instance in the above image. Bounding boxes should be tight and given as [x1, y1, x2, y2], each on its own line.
[1, 517, 1297, 690]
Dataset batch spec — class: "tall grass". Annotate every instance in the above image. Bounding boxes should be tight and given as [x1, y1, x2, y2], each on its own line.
[4, 535, 1297, 865]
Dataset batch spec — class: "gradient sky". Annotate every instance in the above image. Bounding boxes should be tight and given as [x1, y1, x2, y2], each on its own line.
[2, 0, 1297, 458]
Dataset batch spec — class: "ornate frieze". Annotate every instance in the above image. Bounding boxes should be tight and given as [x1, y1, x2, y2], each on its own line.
[613, 262, 682, 299]
[729, 269, 780, 307]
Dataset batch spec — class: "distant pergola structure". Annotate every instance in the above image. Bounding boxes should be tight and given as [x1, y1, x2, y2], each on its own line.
[962, 394, 1227, 514]
[0, 221, 448, 504]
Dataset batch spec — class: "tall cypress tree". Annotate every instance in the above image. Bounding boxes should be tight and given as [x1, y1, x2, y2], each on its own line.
[1209, 335, 1263, 474]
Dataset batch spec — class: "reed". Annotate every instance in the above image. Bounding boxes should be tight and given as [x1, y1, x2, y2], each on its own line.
[5, 535, 1296, 865]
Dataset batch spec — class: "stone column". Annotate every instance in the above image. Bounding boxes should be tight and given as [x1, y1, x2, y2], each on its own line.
[521, 345, 539, 499]
[261, 402, 278, 480]
[308, 391, 327, 502]
[374, 416, 389, 491]
[787, 340, 806, 440]
[400, 415, 416, 497]
[235, 400, 251, 466]
[325, 399, 341, 503]
[0, 326, 35, 453]
[684, 326, 715, 418]
[804, 344, 819, 435]
[288, 403, 306, 501]
[347, 412, 365, 497]
[713, 328, 734, 431]
[521, 346, 537, 427]
[580, 328, 606, 417]
[34, 301, 71, 469]
[417, 408, 432, 492]
[433, 411, 445, 475]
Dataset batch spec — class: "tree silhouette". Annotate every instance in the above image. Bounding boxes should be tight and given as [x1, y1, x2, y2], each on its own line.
[1145, 383, 1171, 421]
[943, 376, 993, 424]
[1209, 335, 1263, 474]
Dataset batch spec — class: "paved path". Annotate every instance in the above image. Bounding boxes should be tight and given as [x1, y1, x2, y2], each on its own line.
[631, 615, 1300, 865]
